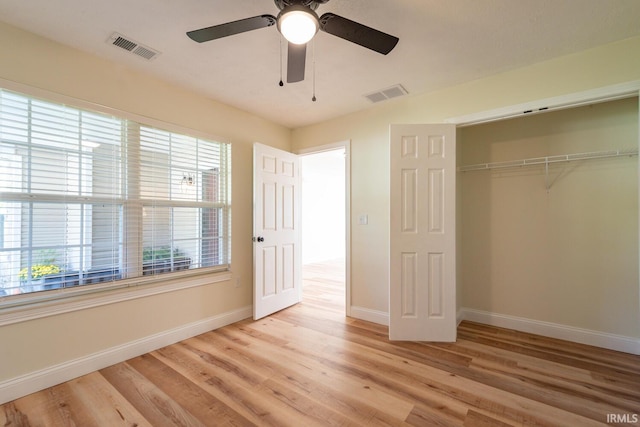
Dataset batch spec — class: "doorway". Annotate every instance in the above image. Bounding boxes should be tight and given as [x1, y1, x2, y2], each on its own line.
[300, 145, 348, 314]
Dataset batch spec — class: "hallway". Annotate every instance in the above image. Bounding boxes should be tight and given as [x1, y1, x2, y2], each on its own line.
[302, 258, 345, 314]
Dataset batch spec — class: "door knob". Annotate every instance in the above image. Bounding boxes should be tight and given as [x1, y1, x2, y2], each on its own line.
[254, 236, 264, 242]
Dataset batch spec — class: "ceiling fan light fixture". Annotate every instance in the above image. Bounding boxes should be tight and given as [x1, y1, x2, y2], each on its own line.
[277, 5, 319, 44]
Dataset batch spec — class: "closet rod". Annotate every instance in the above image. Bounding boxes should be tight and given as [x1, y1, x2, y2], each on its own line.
[457, 148, 638, 172]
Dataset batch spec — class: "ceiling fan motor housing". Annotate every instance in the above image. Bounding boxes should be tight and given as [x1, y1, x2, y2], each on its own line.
[274, 0, 330, 11]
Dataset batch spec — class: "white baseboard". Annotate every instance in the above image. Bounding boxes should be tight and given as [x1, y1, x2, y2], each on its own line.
[350, 305, 389, 326]
[460, 307, 640, 355]
[348, 306, 640, 355]
[0, 305, 252, 405]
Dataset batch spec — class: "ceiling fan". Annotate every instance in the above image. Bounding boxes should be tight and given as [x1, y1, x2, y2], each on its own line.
[187, 0, 399, 84]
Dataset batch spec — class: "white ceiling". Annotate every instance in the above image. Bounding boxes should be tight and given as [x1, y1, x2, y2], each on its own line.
[1, 0, 639, 129]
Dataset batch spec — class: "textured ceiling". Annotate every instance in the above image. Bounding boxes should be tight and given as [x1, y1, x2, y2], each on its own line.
[1, 0, 639, 128]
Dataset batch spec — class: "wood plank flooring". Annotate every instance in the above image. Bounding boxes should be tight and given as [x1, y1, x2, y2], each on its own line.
[2, 259, 639, 426]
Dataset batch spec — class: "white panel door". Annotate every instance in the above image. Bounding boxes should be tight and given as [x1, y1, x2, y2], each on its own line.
[253, 143, 302, 320]
[389, 124, 456, 341]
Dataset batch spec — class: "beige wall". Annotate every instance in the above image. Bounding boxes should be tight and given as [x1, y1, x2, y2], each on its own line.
[460, 98, 639, 336]
[291, 36, 640, 337]
[0, 21, 290, 382]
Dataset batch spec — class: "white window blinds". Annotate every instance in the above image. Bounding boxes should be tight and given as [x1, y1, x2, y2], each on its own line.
[138, 126, 231, 276]
[0, 88, 231, 297]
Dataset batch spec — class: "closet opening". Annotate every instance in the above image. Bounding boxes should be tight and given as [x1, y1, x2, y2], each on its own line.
[457, 96, 639, 353]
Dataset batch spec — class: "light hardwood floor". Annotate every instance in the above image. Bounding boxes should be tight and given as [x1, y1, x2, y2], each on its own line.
[2, 260, 639, 426]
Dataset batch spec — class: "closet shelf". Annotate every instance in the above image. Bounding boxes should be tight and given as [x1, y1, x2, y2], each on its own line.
[457, 148, 638, 172]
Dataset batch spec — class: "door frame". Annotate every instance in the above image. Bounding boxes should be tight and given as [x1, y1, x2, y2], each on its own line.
[296, 140, 352, 316]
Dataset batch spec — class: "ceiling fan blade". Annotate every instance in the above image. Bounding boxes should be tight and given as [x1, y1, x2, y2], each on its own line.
[187, 15, 276, 43]
[287, 42, 307, 83]
[319, 13, 399, 55]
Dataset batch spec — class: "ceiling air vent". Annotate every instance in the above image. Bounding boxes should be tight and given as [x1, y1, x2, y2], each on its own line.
[107, 32, 160, 61]
[365, 84, 408, 103]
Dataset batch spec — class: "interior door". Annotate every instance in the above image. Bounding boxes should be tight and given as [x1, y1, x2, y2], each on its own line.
[253, 143, 302, 320]
[389, 124, 456, 341]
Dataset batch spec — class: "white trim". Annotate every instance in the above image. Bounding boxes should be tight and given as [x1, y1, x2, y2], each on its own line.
[0, 271, 231, 326]
[460, 308, 640, 355]
[296, 141, 352, 317]
[0, 305, 251, 405]
[350, 305, 389, 326]
[447, 80, 640, 127]
[296, 140, 350, 155]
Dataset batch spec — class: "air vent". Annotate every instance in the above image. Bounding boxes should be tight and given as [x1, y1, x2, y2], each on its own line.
[364, 84, 408, 103]
[107, 32, 160, 61]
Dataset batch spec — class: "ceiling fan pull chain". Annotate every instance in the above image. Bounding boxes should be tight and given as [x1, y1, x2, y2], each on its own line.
[312, 38, 317, 102]
[279, 35, 284, 86]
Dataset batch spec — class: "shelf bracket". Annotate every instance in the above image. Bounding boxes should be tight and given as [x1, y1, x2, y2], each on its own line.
[545, 159, 550, 192]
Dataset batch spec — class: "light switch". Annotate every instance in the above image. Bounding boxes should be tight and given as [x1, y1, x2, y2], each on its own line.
[359, 214, 368, 225]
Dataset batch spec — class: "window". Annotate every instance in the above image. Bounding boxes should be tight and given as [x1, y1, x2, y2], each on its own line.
[0, 88, 231, 298]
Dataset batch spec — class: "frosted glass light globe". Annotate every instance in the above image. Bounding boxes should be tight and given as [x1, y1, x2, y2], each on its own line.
[278, 7, 319, 45]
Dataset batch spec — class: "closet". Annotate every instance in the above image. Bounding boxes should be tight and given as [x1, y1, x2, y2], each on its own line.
[458, 97, 639, 341]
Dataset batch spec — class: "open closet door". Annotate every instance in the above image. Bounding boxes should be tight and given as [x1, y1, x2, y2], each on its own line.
[253, 143, 302, 320]
[389, 124, 457, 341]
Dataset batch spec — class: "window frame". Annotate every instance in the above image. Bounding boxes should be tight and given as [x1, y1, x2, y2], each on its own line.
[0, 79, 233, 325]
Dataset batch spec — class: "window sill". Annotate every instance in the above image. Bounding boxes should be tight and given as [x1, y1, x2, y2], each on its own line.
[0, 269, 232, 327]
